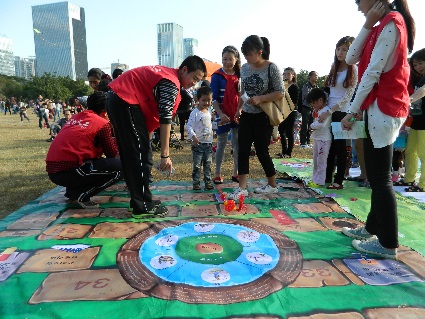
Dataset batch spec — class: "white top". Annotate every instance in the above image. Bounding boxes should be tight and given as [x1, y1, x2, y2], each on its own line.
[186, 107, 214, 143]
[311, 107, 332, 141]
[328, 67, 358, 113]
[346, 22, 405, 148]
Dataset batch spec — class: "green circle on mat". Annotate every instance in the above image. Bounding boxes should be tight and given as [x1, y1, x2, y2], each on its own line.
[175, 234, 243, 265]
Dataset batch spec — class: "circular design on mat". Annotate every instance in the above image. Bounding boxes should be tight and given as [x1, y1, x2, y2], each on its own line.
[117, 218, 302, 304]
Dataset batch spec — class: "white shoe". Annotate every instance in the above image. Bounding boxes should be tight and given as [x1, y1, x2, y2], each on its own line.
[254, 184, 279, 194]
[227, 187, 248, 200]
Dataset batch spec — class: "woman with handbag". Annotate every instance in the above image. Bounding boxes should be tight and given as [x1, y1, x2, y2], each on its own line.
[228, 35, 285, 200]
[341, 0, 416, 258]
[318, 36, 358, 190]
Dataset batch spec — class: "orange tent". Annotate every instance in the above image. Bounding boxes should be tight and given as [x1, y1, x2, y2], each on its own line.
[202, 60, 222, 81]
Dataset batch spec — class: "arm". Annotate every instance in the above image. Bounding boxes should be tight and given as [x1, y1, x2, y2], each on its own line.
[155, 79, 178, 172]
[211, 73, 230, 124]
[97, 124, 119, 158]
[410, 84, 425, 104]
[186, 110, 199, 145]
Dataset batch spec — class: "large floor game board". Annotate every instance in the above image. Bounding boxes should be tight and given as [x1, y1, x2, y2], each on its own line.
[0, 175, 424, 318]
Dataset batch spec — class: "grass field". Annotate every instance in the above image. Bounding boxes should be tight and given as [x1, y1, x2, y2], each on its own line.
[0, 111, 311, 220]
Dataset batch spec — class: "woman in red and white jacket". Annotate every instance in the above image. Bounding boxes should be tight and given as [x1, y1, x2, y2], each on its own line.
[340, 0, 415, 259]
[46, 91, 122, 209]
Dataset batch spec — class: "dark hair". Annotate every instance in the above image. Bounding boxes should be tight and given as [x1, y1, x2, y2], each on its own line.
[308, 71, 318, 77]
[200, 80, 210, 88]
[179, 55, 207, 75]
[87, 91, 107, 114]
[284, 67, 297, 83]
[68, 96, 78, 106]
[409, 48, 425, 86]
[306, 88, 328, 104]
[241, 35, 270, 60]
[222, 45, 241, 78]
[196, 86, 212, 100]
[392, 0, 415, 53]
[325, 36, 356, 88]
[87, 68, 104, 80]
[112, 68, 124, 79]
[97, 78, 112, 92]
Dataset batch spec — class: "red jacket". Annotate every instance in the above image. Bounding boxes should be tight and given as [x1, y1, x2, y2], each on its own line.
[358, 12, 410, 117]
[46, 110, 108, 165]
[108, 66, 182, 132]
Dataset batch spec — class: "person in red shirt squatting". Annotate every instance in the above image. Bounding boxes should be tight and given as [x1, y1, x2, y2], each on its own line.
[46, 91, 122, 209]
[106, 56, 206, 218]
[340, 0, 415, 259]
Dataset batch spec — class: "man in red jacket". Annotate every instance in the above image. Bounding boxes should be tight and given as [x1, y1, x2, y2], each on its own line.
[46, 91, 122, 208]
[107, 55, 206, 218]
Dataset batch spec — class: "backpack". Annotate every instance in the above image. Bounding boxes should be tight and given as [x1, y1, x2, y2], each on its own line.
[213, 69, 239, 119]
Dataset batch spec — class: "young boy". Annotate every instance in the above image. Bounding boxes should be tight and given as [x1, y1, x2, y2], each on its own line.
[186, 86, 214, 190]
[306, 88, 332, 187]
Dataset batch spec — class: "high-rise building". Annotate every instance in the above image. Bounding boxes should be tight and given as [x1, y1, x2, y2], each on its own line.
[183, 38, 198, 59]
[111, 62, 129, 76]
[0, 36, 15, 76]
[157, 23, 183, 68]
[14, 56, 36, 80]
[32, 1, 88, 80]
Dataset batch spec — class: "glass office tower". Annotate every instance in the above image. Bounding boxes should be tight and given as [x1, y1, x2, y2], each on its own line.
[32, 1, 88, 80]
[183, 38, 198, 59]
[157, 23, 183, 68]
[0, 36, 15, 76]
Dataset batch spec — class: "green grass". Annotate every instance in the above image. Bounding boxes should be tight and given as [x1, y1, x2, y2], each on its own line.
[0, 111, 312, 220]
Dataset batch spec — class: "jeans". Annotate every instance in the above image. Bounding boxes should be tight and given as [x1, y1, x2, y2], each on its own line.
[192, 143, 212, 185]
[300, 106, 313, 145]
[215, 127, 238, 176]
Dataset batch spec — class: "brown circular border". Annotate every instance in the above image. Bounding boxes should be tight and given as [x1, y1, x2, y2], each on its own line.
[117, 218, 302, 304]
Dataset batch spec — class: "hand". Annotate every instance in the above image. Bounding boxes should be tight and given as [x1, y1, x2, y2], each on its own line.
[341, 114, 356, 131]
[191, 136, 199, 146]
[159, 156, 173, 176]
[247, 96, 262, 106]
[364, 1, 386, 29]
[318, 111, 330, 123]
[218, 113, 230, 125]
[234, 109, 242, 124]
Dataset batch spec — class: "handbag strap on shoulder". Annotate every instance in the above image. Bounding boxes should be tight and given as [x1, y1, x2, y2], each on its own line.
[267, 63, 274, 93]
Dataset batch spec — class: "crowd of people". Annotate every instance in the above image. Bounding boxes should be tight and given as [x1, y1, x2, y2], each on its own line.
[1, 0, 423, 260]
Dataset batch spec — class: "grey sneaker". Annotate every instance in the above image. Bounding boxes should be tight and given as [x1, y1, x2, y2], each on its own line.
[227, 187, 248, 200]
[77, 199, 99, 209]
[352, 238, 397, 259]
[254, 184, 279, 194]
[342, 226, 375, 240]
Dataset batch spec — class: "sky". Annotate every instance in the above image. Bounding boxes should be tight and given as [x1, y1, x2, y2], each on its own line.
[1, 0, 424, 77]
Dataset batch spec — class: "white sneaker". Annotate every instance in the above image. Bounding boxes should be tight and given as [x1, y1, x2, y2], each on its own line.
[227, 187, 248, 200]
[254, 184, 279, 194]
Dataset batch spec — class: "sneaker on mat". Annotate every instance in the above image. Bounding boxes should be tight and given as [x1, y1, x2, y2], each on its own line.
[227, 187, 248, 200]
[342, 226, 375, 240]
[77, 199, 99, 209]
[132, 206, 168, 219]
[213, 176, 223, 184]
[254, 184, 279, 194]
[352, 238, 397, 259]
[205, 183, 214, 190]
[128, 200, 161, 212]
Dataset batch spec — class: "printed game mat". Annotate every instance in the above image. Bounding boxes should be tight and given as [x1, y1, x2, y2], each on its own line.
[0, 178, 424, 319]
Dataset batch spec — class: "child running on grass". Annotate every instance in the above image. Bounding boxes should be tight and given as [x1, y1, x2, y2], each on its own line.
[306, 88, 332, 187]
[186, 86, 214, 191]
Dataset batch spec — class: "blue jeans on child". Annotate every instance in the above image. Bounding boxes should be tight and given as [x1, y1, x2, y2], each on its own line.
[192, 143, 213, 186]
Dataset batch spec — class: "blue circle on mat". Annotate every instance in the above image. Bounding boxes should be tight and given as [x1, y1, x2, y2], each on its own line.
[139, 222, 280, 287]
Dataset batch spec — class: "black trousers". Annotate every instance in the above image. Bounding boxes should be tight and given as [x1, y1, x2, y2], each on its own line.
[278, 111, 297, 156]
[300, 106, 313, 145]
[238, 112, 275, 177]
[326, 111, 348, 185]
[363, 112, 398, 249]
[49, 158, 122, 202]
[177, 111, 191, 139]
[106, 92, 155, 214]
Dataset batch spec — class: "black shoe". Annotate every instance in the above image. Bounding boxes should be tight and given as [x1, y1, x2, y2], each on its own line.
[129, 200, 161, 212]
[193, 184, 201, 191]
[132, 206, 168, 218]
[77, 199, 99, 209]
